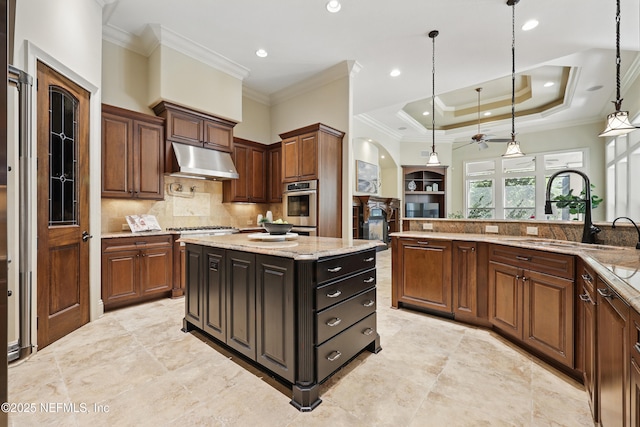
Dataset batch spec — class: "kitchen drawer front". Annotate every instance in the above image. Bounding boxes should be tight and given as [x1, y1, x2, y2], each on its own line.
[102, 234, 173, 253]
[317, 249, 376, 284]
[316, 268, 376, 311]
[316, 288, 376, 344]
[489, 244, 574, 279]
[316, 312, 377, 382]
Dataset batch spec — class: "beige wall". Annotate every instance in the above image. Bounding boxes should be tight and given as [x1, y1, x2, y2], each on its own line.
[234, 96, 272, 144]
[102, 40, 151, 114]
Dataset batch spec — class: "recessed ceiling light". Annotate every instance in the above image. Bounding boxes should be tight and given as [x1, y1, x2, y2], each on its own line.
[543, 81, 554, 87]
[390, 69, 401, 77]
[483, 112, 492, 116]
[522, 19, 539, 31]
[422, 111, 430, 116]
[326, 0, 341, 13]
[255, 49, 268, 58]
[380, 155, 385, 159]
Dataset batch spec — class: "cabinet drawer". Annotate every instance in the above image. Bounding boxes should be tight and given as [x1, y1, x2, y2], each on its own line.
[316, 288, 376, 344]
[316, 268, 376, 310]
[489, 244, 574, 279]
[102, 234, 173, 253]
[316, 313, 377, 382]
[317, 249, 376, 284]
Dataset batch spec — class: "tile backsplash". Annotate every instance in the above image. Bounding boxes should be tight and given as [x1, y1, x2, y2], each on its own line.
[101, 176, 282, 233]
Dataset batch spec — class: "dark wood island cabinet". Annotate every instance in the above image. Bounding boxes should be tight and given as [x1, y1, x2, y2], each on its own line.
[181, 234, 383, 411]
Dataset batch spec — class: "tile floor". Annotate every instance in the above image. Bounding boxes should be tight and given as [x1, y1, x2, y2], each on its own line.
[8, 249, 594, 426]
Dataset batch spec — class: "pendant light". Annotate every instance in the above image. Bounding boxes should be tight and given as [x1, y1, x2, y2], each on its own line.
[502, 0, 525, 158]
[426, 30, 441, 166]
[598, 0, 639, 137]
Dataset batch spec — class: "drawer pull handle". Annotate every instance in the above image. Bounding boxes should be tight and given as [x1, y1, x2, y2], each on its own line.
[417, 241, 430, 245]
[327, 266, 343, 273]
[364, 277, 375, 283]
[327, 290, 342, 298]
[209, 261, 219, 271]
[579, 293, 592, 303]
[326, 317, 342, 327]
[597, 288, 614, 299]
[635, 343, 640, 355]
[364, 257, 374, 262]
[327, 351, 342, 362]
[363, 328, 375, 336]
[363, 300, 375, 307]
[515, 256, 531, 261]
[581, 274, 593, 282]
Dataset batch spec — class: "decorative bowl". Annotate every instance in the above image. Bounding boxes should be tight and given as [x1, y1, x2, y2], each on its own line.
[262, 222, 293, 235]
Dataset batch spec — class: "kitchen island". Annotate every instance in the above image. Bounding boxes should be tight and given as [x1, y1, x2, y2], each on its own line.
[179, 233, 384, 411]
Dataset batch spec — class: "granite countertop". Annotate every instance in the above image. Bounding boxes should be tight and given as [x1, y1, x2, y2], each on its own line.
[179, 234, 384, 260]
[391, 231, 640, 312]
[101, 230, 176, 238]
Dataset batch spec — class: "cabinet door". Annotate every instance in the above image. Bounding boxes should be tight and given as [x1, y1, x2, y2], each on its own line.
[226, 250, 256, 360]
[229, 144, 250, 202]
[282, 136, 299, 182]
[133, 120, 164, 200]
[267, 145, 282, 202]
[139, 245, 173, 295]
[630, 310, 640, 427]
[255, 255, 295, 382]
[488, 261, 522, 340]
[185, 245, 204, 328]
[522, 269, 574, 367]
[166, 109, 202, 146]
[298, 132, 318, 180]
[453, 241, 477, 318]
[101, 249, 140, 307]
[203, 248, 226, 342]
[101, 112, 133, 197]
[396, 239, 452, 313]
[579, 284, 598, 421]
[250, 147, 267, 202]
[597, 280, 629, 427]
[203, 120, 233, 153]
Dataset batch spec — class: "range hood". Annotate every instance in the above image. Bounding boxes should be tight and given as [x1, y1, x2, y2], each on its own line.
[171, 142, 239, 180]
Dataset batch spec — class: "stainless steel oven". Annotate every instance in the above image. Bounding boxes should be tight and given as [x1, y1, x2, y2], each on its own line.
[283, 180, 317, 227]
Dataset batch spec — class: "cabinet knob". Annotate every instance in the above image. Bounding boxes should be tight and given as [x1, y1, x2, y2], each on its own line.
[363, 328, 375, 336]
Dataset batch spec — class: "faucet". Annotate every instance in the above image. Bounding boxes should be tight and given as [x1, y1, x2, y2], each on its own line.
[612, 217, 640, 249]
[544, 169, 601, 244]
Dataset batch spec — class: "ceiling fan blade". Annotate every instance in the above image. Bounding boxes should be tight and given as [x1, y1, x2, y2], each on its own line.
[484, 138, 512, 143]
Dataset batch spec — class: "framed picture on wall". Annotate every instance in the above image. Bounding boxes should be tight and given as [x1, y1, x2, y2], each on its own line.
[356, 160, 379, 194]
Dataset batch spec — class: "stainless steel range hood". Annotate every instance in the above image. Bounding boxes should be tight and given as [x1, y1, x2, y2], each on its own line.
[171, 142, 239, 180]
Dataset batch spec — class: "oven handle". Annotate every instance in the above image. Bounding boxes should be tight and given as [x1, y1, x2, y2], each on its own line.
[283, 190, 317, 196]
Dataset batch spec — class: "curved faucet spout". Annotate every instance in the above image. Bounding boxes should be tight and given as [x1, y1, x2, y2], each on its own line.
[544, 169, 600, 244]
[612, 216, 640, 249]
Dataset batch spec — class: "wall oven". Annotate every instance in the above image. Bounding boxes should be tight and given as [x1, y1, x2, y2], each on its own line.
[283, 180, 317, 228]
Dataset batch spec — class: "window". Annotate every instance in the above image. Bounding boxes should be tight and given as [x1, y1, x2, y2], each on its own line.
[605, 125, 640, 221]
[464, 149, 588, 220]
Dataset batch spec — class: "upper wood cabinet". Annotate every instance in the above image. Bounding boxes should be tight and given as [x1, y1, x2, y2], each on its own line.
[222, 138, 267, 203]
[152, 101, 237, 173]
[267, 144, 282, 203]
[101, 104, 165, 200]
[279, 123, 344, 183]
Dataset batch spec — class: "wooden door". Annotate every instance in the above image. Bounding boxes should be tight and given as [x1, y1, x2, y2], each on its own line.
[397, 239, 452, 313]
[267, 145, 282, 202]
[250, 147, 267, 202]
[101, 111, 133, 197]
[298, 132, 317, 180]
[226, 250, 256, 360]
[101, 248, 139, 308]
[282, 136, 299, 182]
[139, 245, 172, 295]
[488, 261, 522, 340]
[133, 119, 164, 200]
[36, 62, 90, 348]
[522, 269, 574, 367]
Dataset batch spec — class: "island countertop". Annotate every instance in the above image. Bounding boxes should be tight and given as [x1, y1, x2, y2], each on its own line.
[179, 234, 385, 260]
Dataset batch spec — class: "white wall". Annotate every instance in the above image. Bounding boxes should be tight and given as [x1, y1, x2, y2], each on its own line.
[11, 0, 104, 350]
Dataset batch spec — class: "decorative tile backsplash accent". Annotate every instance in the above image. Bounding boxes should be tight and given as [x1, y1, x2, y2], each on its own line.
[404, 218, 640, 249]
[101, 176, 282, 233]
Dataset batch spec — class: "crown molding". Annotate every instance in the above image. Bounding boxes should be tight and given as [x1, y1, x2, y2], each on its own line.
[243, 85, 271, 106]
[102, 24, 149, 56]
[354, 114, 403, 141]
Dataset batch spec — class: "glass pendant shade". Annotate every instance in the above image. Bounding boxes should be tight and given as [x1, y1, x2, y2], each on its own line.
[502, 141, 525, 158]
[426, 151, 440, 166]
[599, 110, 637, 137]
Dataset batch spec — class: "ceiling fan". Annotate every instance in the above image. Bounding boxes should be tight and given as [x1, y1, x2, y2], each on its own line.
[470, 87, 511, 148]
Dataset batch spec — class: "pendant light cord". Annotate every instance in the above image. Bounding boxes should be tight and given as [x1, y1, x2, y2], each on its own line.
[430, 30, 438, 153]
[511, 0, 516, 141]
[614, 0, 622, 110]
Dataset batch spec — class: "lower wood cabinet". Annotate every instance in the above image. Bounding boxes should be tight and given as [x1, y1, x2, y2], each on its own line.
[596, 277, 629, 427]
[452, 241, 478, 320]
[101, 235, 173, 310]
[576, 260, 598, 421]
[488, 245, 574, 369]
[392, 237, 452, 313]
[629, 308, 640, 427]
